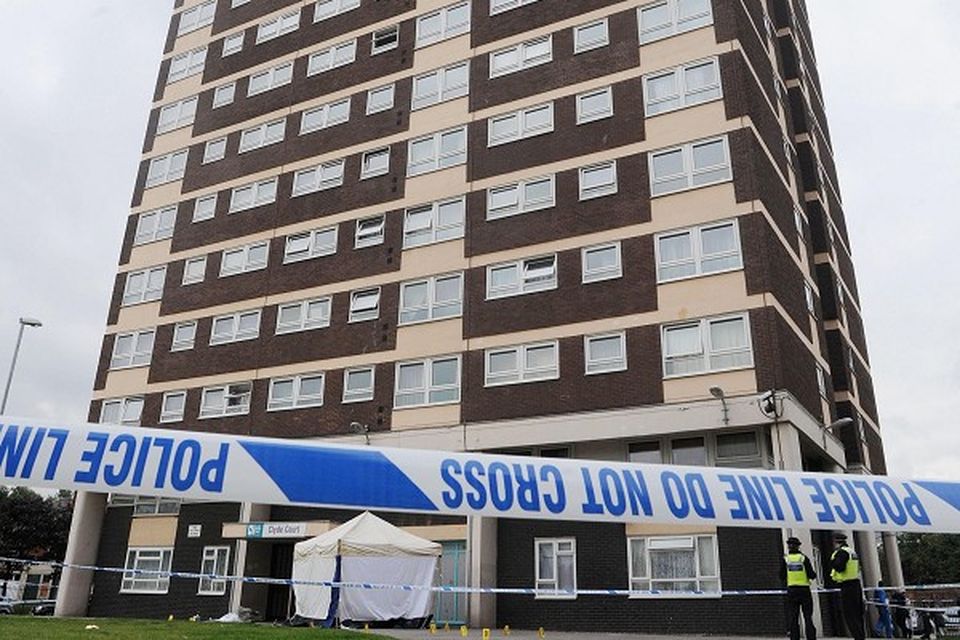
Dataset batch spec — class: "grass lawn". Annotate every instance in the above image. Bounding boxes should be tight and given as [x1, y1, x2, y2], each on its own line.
[0, 616, 393, 639]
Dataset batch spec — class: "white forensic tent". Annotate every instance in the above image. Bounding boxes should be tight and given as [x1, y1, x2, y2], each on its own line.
[292, 511, 441, 623]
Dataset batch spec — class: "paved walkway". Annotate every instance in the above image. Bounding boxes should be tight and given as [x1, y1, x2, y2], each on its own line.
[364, 631, 832, 640]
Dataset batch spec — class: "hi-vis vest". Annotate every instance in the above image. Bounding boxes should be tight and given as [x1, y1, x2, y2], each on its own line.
[830, 545, 860, 582]
[785, 553, 810, 587]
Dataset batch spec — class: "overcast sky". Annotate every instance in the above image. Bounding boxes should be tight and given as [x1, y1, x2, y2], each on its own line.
[0, 1, 957, 480]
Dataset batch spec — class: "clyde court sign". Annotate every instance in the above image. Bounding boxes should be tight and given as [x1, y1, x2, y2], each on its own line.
[1, 416, 959, 532]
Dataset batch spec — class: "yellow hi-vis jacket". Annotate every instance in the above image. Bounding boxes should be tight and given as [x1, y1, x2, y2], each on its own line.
[830, 545, 860, 583]
[785, 553, 811, 587]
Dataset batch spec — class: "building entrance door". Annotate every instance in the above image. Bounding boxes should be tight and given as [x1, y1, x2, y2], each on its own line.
[433, 540, 467, 625]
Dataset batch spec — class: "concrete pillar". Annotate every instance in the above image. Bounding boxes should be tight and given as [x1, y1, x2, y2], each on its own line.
[467, 516, 497, 628]
[881, 532, 904, 587]
[228, 503, 271, 615]
[55, 491, 107, 617]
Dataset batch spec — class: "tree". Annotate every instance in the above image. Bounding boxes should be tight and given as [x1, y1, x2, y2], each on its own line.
[898, 533, 960, 585]
[0, 487, 74, 581]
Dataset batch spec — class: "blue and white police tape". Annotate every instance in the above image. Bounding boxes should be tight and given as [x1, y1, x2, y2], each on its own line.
[3, 417, 960, 532]
[3, 556, 959, 601]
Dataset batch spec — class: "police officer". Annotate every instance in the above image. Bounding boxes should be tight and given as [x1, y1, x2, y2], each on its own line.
[831, 532, 864, 640]
[781, 536, 818, 640]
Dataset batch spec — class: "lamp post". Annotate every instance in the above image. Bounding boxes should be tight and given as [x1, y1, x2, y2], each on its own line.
[1, 317, 43, 414]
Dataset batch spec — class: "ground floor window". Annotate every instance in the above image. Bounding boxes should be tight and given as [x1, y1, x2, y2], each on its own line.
[535, 537, 576, 599]
[121, 547, 173, 594]
[627, 535, 719, 596]
[198, 546, 230, 595]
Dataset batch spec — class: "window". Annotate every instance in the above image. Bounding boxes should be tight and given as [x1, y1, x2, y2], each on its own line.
[343, 366, 375, 403]
[178, 0, 215, 35]
[490, 0, 540, 15]
[200, 382, 253, 418]
[416, 2, 470, 48]
[715, 431, 762, 467]
[656, 221, 742, 282]
[248, 62, 293, 97]
[361, 148, 391, 179]
[366, 84, 395, 114]
[157, 96, 197, 134]
[485, 342, 558, 386]
[122, 548, 173, 594]
[579, 161, 618, 200]
[487, 175, 554, 220]
[292, 160, 345, 196]
[412, 62, 469, 110]
[256, 10, 300, 44]
[213, 82, 236, 108]
[581, 242, 622, 283]
[220, 241, 268, 276]
[805, 282, 816, 315]
[198, 547, 230, 596]
[308, 40, 357, 75]
[268, 373, 325, 410]
[488, 103, 554, 146]
[111, 329, 155, 369]
[135, 206, 176, 245]
[638, 0, 713, 44]
[644, 58, 721, 116]
[628, 535, 719, 595]
[160, 391, 186, 423]
[222, 31, 245, 57]
[535, 539, 576, 598]
[183, 256, 207, 284]
[99, 397, 144, 426]
[284, 226, 337, 263]
[355, 215, 385, 247]
[574, 19, 609, 53]
[276, 297, 331, 334]
[193, 194, 217, 222]
[662, 314, 752, 377]
[210, 310, 261, 345]
[490, 36, 552, 78]
[145, 150, 188, 187]
[629, 441, 662, 464]
[230, 177, 278, 212]
[203, 137, 226, 164]
[487, 255, 557, 299]
[314, 0, 360, 22]
[231, 0, 250, 6]
[403, 196, 465, 247]
[407, 127, 467, 176]
[349, 288, 381, 322]
[168, 47, 207, 83]
[239, 119, 286, 153]
[171, 321, 197, 352]
[395, 356, 461, 407]
[371, 26, 399, 55]
[576, 87, 613, 124]
[650, 137, 731, 196]
[816, 366, 827, 398]
[131, 496, 181, 515]
[300, 97, 351, 135]
[400, 273, 463, 324]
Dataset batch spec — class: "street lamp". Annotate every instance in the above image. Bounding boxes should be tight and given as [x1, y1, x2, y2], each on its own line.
[1, 317, 43, 414]
[708, 386, 729, 426]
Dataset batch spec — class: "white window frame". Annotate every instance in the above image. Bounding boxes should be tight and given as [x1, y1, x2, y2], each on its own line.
[403, 196, 465, 248]
[111, 329, 155, 369]
[490, 0, 540, 15]
[394, 356, 462, 408]
[535, 538, 576, 599]
[371, 25, 400, 55]
[416, 2, 471, 48]
[349, 287, 381, 322]
[222, 31, 245, 57]
[643, 57, 722, 116]
[203, 137, 227, 164]
[627, 534, 721, 597]
[99, 396, 144, 426]
[300, 97, 351, 135]
[167, 47, 207, 84]
[489, 35, 552, 78]
[655, 220, 742, 283]
[178, 0, 216, 36]
[283, 226, 338, 263]
[210, 310, 261, 345]
[661, 314, 753, 378]
[200, 382, 253, 418]
[407, 126, 467, 177]
[485, 341, 559, 387]
[805, 282, 816, 316]
[198, 546, 230, 596]
[638, 0, 714, 44]
[314, 0, 360, 23]
[585, 332, 627, 375]
[171, 320, 197, 352]
[399, 273, 464, 325]
[157, 96, 198, 134]
[276, 297, 332, 334]
[343, 366, 375, 403]
[145, 149, 188, 188]
[573, 18, 609, 53]
[361, 147, 391, 179]
[578, 160, 618, 200]
[129, 496, 181, 516]
[308, 39, 358, 75]
[213, 82, 236, 108]
[816, 366, 828, 399]
[488, 102, 554, 146]
[239, 118, 286, 153]
[182, 256, 207, 285]
[581, 242, 622, 283]
[229, 177, 278, 212]
[256, 10, 300, 44]
[576, 86, 614, 124]
[486, 175, 555, 220]
[160, 391, 187, 424]
[121, 547, 173, 594]
[193, 193, 217, 222]
[292, 160, 345, 196]
[486, 255, 557, 299]
[231, 0, 250, 6]
[219, 241, 269, 277]
[649, 136, 732, 197]
[134, 206, 177, 245]
[412, 61, 470, 110]
[355, 215, 386, 248]
[247, 61, 294, 97]
[268, 373, 325, 411]
[366, 84, 396, 115]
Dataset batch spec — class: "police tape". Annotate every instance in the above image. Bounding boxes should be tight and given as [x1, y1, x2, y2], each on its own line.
[3, 556, 959, 601]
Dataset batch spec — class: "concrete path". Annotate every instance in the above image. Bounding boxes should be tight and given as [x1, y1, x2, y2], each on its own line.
[364, 630, 824, 640]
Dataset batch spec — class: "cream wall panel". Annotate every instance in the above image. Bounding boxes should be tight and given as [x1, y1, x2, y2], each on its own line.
[139, 181, 186, 212]
[396, 318, 465, 360]
[152, 123, 199, 157]
[662, 368, 757, 404]
[102, 367, 152, 399]
[127, 240, 175, 272]
[644, 101, 731, 149]
[402, 524, 467, 541]
[398, 240, 466, 279]
[656, 271, 749, 322]
[624, 523, 717, 536]
[128, 516, 178, 547]
[412, 34, 472, 75]
[409, 97, 471, 136]
[392, 404, 462, 430]
[115, 302, 163, 334]
[161, 71, 206, 105]
[404, 166, 468, 204]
